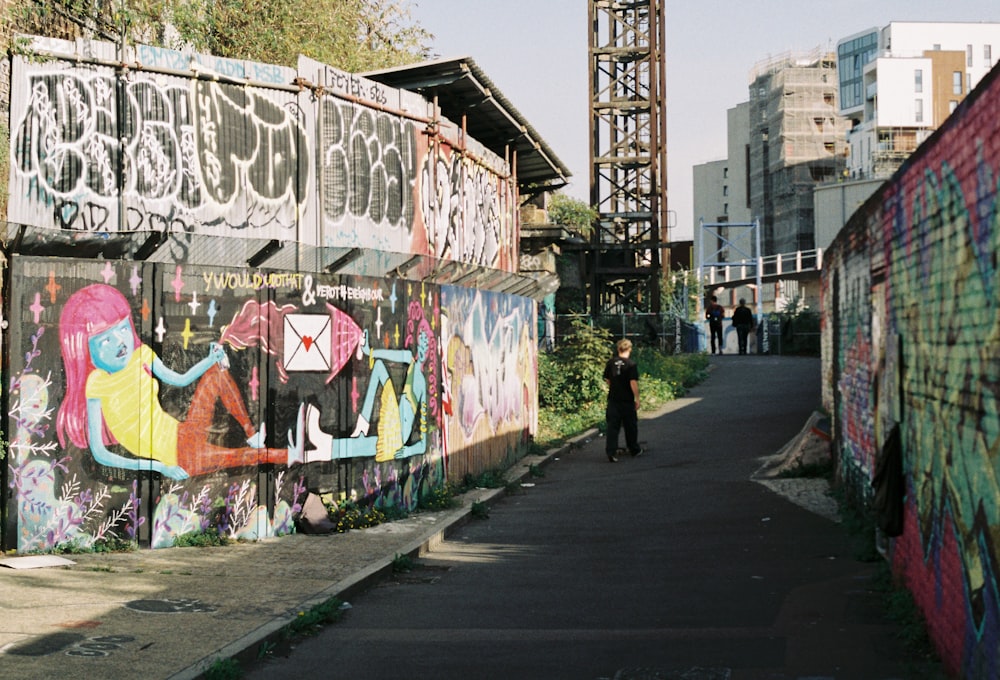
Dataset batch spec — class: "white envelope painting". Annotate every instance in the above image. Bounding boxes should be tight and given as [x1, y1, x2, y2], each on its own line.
[283, 314, 332, 373]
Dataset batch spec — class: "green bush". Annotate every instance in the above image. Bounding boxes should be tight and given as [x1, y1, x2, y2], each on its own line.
[538, 318, 612, 411]
[536, 328, 709, 448]
[325, 500, 388, 533]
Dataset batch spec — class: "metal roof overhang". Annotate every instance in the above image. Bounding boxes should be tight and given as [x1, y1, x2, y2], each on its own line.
[363, 57, 571, 196]
[1, 222, 558, 301]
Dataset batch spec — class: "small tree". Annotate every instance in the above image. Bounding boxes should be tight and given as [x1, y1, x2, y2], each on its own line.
[660, 268, 699, 322]
[548, 193, 597, 240]
[4, 0, 433, 71]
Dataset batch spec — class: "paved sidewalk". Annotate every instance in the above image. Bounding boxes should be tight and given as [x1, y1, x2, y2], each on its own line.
[0, 356, 946, 680]
[0, 451, 547, 680]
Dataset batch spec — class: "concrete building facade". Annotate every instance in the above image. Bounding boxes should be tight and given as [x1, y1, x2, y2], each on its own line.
[838, 21, 1000, 179]
[692, 103, 752, 274]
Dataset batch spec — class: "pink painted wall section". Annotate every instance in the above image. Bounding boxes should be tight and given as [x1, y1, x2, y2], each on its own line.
[821, 64, 1000, 678]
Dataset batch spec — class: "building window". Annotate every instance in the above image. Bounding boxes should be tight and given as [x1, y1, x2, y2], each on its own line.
[915, 99, 923, 122]
[723, 203, 729, 216]
[722, 185, 729, 197]
[723, 167, 728, 179]
[987, 44, 993, 68]
[953, 71, 963, 95]
[914, 69, 923, 93]
[967, 44, 974, 67]
[950, 100, 958, 113]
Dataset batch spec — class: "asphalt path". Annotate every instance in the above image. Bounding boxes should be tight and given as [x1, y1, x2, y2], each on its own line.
[243, 355, 946, 680]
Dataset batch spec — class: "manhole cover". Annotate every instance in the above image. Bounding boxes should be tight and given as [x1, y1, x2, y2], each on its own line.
[125, 598, 217, 613]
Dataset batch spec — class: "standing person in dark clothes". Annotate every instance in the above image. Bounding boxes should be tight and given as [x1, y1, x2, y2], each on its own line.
[731, 298, 755, 355]
[705, 295, 725, 354]
[603, 338, 643, 462]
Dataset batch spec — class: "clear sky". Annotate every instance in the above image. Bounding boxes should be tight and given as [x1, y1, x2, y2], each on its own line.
[408, 0, 1000, 241]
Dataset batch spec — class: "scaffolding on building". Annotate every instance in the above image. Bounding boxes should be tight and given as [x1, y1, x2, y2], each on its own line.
[748, 49, 849, 256]
[586, 0, 667, 316]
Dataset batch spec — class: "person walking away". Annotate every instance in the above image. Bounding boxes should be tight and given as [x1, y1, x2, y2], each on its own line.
[706, 296, 725, 354]
[731, 298, 755, 355]
[604, 339, 643, 462]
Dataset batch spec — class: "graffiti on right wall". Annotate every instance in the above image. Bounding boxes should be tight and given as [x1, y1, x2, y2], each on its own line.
[822, 67, 1000, 678]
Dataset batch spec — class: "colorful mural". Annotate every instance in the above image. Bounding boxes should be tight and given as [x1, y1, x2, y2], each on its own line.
[440, 287, 537, 479]
[822, 66, 1000, 677]
[2, 35, 542, 555]
[6, 257, 537, 553]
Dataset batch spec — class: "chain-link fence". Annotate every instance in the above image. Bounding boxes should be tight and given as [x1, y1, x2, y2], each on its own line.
[551, 313, 701, 354]
[549, 311, 820, 356]
[763, 311, 821, 356]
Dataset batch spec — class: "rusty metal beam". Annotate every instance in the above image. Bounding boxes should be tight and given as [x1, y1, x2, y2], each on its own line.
[587, 0, 666, 316]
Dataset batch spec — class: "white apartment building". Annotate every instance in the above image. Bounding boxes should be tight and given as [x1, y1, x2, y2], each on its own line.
[839, 21, 1000, 179]
[692, 104, 752, 226]
[692, 103, 753, 265]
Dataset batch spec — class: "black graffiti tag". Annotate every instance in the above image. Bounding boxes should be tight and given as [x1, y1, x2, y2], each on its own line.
[12, 69, 310, 234]
[319, 99, 417, 231]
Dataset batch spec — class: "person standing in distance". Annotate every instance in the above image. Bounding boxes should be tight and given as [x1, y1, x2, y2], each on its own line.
[705, 295, 725, 354]
[604, 338, 643, 462]
[731, 298, 755, 355]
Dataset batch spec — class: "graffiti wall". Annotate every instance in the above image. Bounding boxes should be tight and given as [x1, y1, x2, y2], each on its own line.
[6, 256, 536, 553]
[821, 64, 1000, 677]
[9, 39, 309, 241]
[3, 37, 538, 554]
[440, 287, 537, 480]
[7, 37, 519, 274]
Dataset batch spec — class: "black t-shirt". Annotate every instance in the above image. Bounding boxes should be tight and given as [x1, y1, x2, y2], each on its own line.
[604, 355, 638, 403]
[732, 305, 754, 326]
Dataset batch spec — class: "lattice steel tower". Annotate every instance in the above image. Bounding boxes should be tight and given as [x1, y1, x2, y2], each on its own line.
[587, 0, 667, 315]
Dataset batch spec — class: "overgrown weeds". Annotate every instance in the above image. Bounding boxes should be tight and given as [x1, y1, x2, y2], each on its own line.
[829, 482, 880, 562]
[204, 657, 241, 680]
[871, 562, 942, 668]
[50, 536, 139, 554]
[173, 531, 230, 548]
[392, 553, 416, 573]
[830, 483, 942, 670]
[283, 597, 347, 638]
[470, 501, 490, 519]
[418, 485, 460, 511]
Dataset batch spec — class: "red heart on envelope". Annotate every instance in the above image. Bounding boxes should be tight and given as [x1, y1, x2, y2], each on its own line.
[302, 336, 313, 351]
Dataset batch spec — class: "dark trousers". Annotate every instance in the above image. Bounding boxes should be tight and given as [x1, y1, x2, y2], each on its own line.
[735, 324, 751, 354]
[709, 322, 723, 353]
[606, 400, 639, 455]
